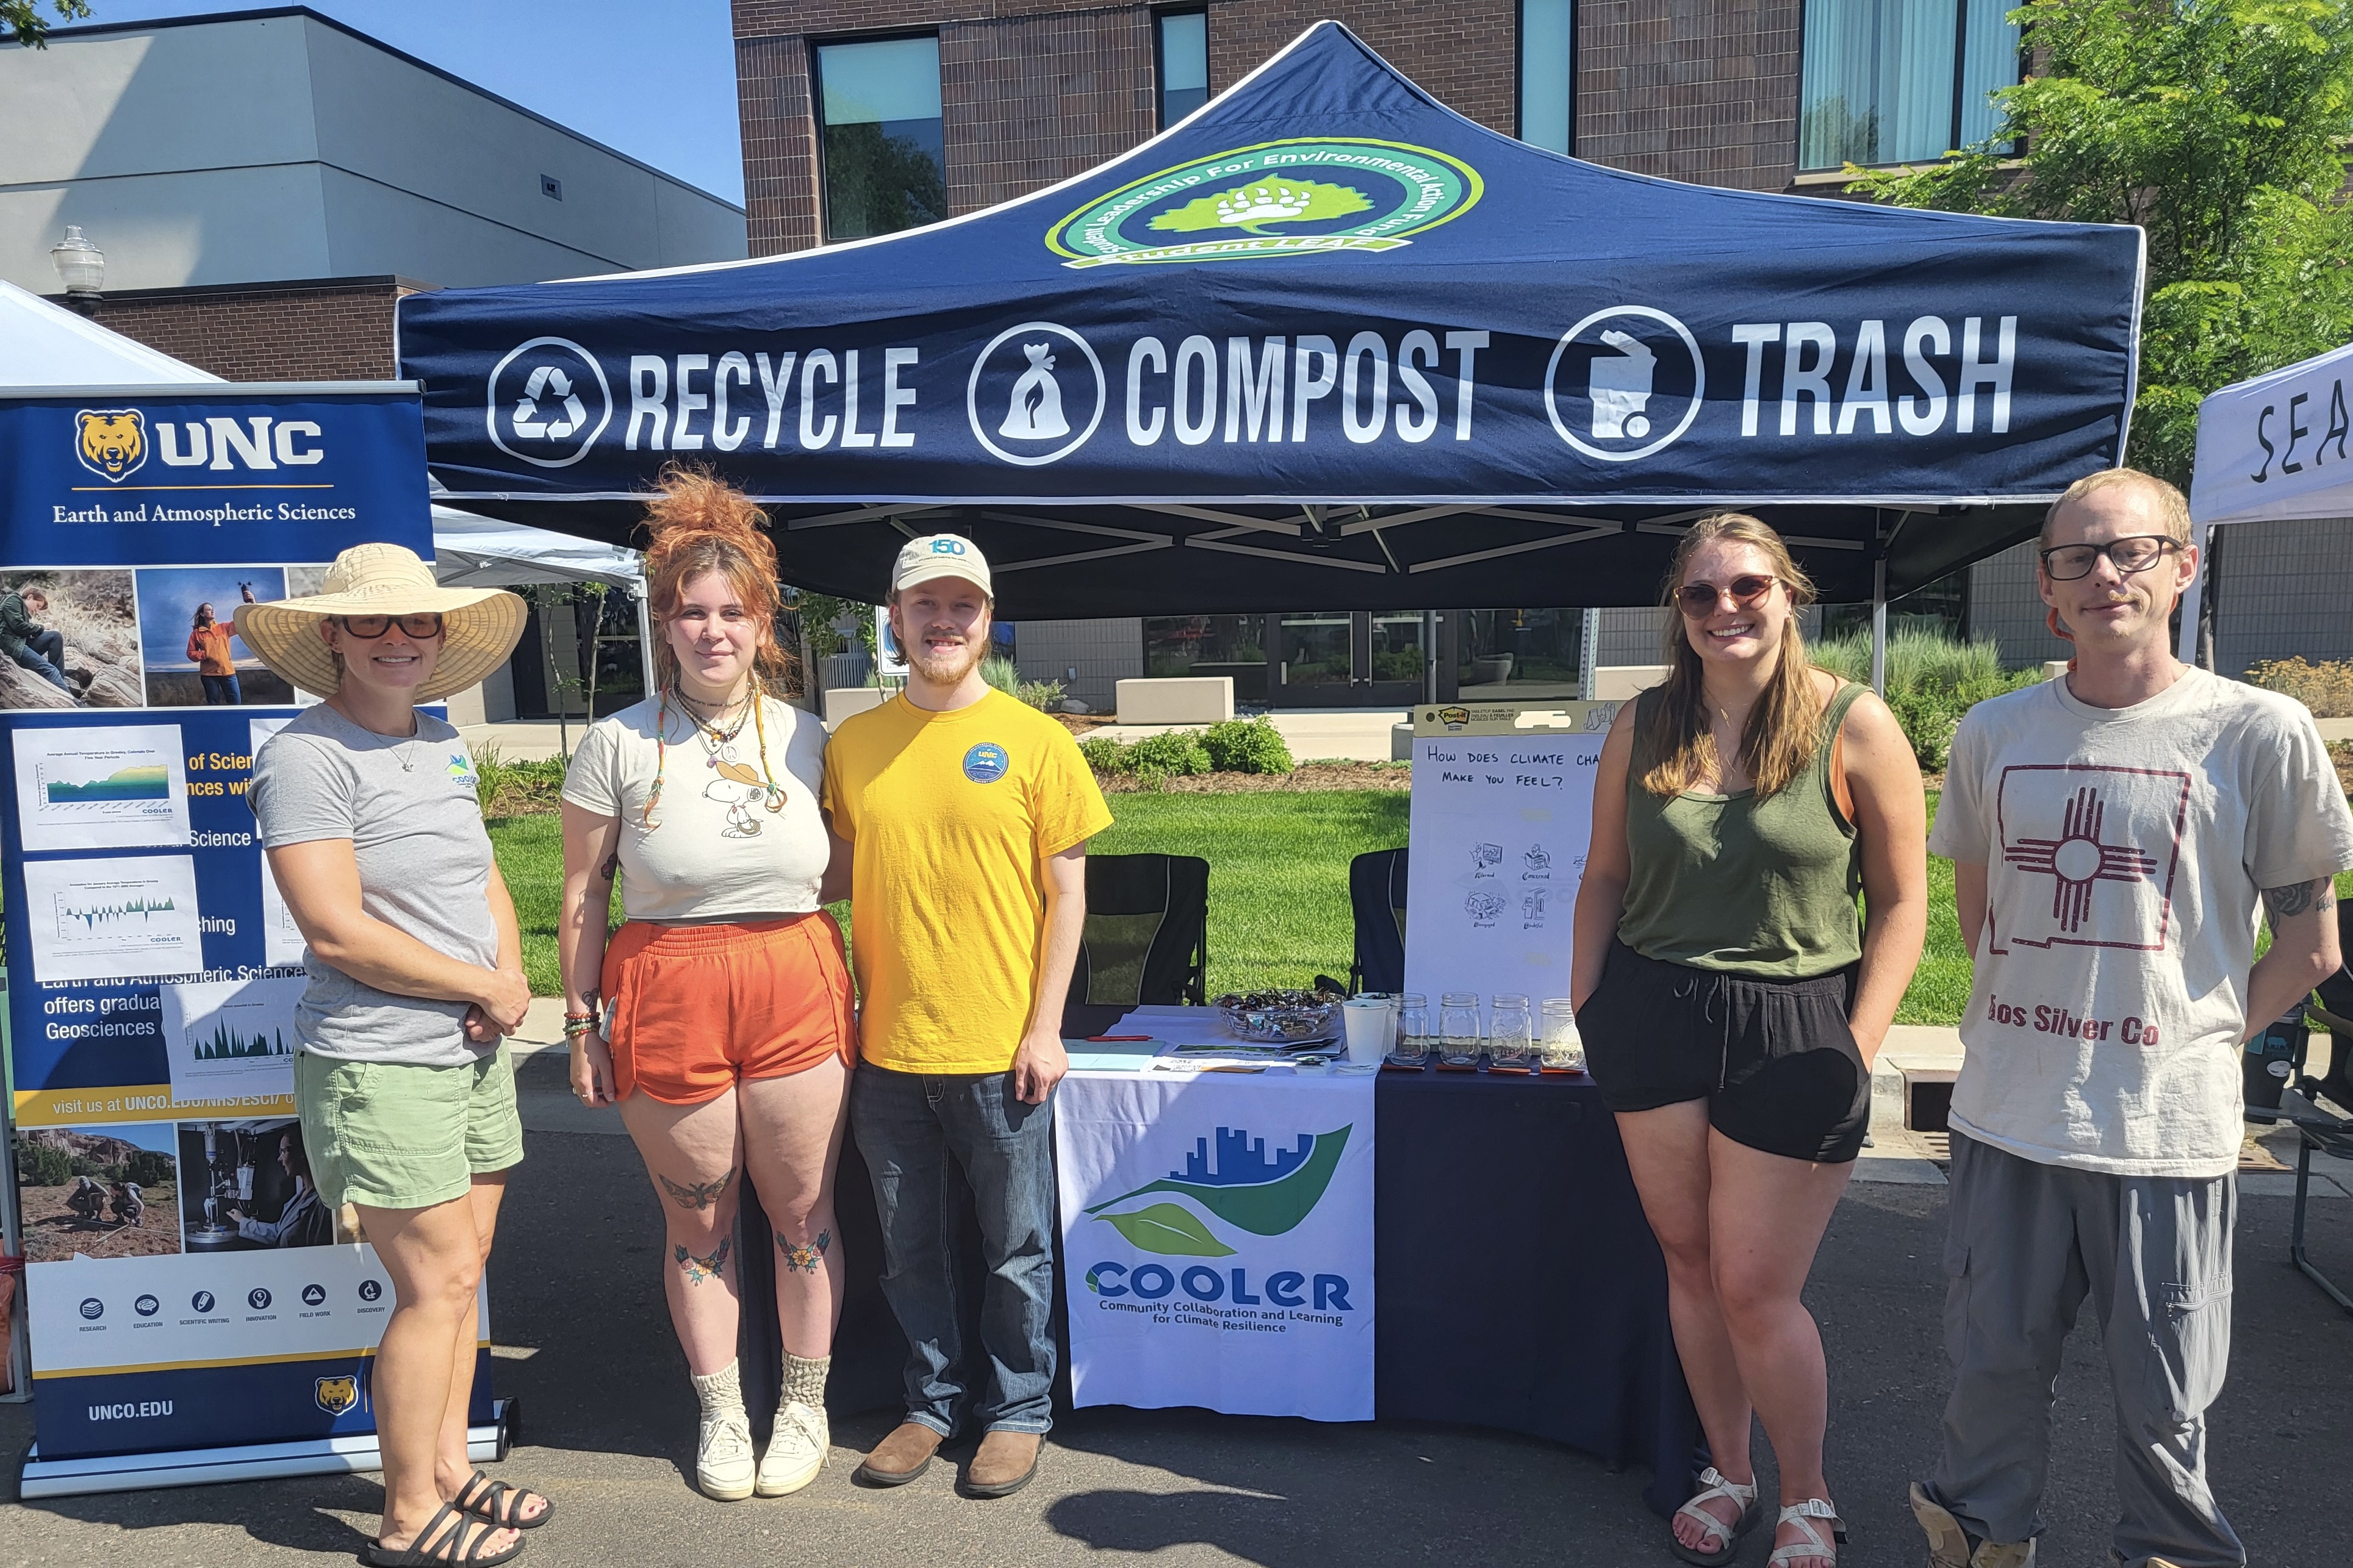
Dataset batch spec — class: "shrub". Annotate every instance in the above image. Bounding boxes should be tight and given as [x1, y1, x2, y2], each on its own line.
[126, 1149, 174, 1187]
[1079, 734, 1128, 773]
[2248, 656, 2353, 718]
[16, 1142, 70, 1189]
[981, 655, 1023, 698]
[1123, 731, 1213, 779]
[1811, 627, 2041, 771]
[1202, 715, 1295, 774]
[1017, 678, 1067, 711]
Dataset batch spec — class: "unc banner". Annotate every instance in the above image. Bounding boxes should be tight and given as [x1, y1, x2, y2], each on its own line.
[0, 385, 494, 1476]
[394, 24, 2143, 616]
[1055, 1072, 1375, 1422]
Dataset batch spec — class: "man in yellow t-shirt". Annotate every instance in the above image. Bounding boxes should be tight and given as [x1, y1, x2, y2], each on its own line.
[824, 533, 1110, 1502]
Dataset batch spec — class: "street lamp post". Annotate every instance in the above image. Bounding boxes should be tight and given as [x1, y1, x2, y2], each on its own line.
[49, 226, 105, 317]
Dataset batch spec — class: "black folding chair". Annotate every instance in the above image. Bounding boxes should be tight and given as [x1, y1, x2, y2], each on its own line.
[1346, 848, 1409, 996]
[2249, 901, 2353, 1315]
[1063, 853, 1210, 1036]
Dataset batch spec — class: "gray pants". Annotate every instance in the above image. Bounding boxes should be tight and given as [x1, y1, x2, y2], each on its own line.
[1927, 1132, 2242, 1568]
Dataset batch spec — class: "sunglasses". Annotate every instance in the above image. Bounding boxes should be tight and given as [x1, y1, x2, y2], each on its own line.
[2038, 535, 2179, 582]
[1675, 575, 1778, 617]
[335, 613, 445, 640]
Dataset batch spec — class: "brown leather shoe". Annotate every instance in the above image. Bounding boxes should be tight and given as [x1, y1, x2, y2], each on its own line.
[852, 1421, 943, 1487]
[961, 1430, 1042, 1498]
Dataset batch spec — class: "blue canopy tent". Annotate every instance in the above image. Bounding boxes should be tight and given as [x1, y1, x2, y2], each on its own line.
[396, 22, 2143, 628]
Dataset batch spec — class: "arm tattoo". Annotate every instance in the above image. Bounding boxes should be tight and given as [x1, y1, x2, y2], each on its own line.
[2262, 877, 2338, 922]
[674, 1236, 731, 1286]
[659, 1170, 733, 1211]
[778, 1228, 832, 1273]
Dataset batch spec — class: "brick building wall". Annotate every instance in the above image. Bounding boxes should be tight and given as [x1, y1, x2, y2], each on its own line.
[734, 1, 1814, 256]
[83, 277, 425, 383]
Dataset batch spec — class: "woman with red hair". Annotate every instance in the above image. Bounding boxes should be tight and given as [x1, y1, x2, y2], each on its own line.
[558, 468, 853, 1501]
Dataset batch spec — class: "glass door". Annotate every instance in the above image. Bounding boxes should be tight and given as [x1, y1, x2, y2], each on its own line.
[1270, 611, 1430, 706]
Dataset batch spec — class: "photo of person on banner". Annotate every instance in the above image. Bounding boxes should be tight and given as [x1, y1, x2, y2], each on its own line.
[185, 584, 259, 704]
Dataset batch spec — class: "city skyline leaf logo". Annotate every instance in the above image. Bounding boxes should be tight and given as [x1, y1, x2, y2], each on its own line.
[1086, 1123, 1352, 1254]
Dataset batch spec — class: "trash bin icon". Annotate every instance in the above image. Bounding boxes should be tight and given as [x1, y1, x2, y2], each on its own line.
[1589, 329, 1656, 440]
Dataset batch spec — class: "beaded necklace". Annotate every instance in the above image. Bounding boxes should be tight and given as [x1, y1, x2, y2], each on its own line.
[643, 682, 789, 831]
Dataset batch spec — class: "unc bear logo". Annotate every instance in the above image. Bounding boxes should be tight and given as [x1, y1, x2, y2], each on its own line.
[315, 1375, 361, 1416]
[75, 408, 148, 482]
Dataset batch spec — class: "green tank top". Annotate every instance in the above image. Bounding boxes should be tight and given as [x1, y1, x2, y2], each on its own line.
[1615, 681, 1867, 979]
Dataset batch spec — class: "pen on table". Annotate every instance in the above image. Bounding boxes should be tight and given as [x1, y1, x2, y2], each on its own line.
[1086, 1034, 1154, 1042]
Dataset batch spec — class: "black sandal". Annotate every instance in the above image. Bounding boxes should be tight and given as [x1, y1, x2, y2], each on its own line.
[364, 1500, 525, 1566]
[454, 1468, 553, 1530]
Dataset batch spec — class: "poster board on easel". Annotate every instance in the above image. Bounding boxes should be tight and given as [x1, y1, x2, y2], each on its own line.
[1401, 701, 1621, 1011]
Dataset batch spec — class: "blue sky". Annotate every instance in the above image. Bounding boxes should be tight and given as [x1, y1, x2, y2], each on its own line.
[134, 565, 285, 668]
[74, 2, 746, 204]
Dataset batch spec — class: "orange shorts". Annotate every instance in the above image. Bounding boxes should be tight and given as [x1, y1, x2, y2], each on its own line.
[600, 914, 855, 1104]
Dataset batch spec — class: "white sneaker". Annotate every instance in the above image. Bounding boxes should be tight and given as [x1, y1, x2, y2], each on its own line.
[698, 1409, 755, 1500]
[756, 1400, 828, 1497]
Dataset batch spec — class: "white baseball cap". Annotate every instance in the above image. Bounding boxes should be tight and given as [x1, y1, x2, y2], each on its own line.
[891, 533, 993, 598]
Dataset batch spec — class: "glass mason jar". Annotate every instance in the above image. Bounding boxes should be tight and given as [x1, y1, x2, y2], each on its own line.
[1392, 993, 1431, 1065]
[1439, 992, 1483, 1066]
[1540, 998, 1585, 1072]
[1489, 993, 1534, 1068]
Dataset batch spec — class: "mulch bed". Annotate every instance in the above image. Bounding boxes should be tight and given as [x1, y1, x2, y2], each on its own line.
[1094, 761, 1411, 793]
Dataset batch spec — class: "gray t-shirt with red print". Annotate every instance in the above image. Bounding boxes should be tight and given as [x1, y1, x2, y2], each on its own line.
[1930, 668, 2353, 1177]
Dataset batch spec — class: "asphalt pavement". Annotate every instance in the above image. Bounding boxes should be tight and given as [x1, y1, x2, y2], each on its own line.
[3, 1122, 2350, 1567]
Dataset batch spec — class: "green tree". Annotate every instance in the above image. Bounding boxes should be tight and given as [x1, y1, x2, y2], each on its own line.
[1, 1, 93, 48]
[1850, 1, 2353, 490]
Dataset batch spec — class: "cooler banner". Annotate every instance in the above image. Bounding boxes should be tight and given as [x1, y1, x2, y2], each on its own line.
[1054, 1071, 1375, 1422]
[0, 387, 486, 1462]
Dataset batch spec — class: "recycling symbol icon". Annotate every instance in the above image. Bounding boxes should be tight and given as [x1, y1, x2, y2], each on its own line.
[487, 336, 612, 469]
[511, 365, 587, 439]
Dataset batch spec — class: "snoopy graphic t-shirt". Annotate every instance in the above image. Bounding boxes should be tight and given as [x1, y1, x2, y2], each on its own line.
[561, 693, 831, 923]
[1929, 668, 2353, 1176]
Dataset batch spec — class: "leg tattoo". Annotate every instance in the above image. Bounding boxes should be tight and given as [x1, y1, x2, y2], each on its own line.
[778, 1229, 832, 1274]
[659, 1170, 734, 1211]
[674, 1236, 733, 1286]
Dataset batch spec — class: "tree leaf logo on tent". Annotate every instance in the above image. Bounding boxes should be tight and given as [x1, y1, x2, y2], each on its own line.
[1049, 140, 1479, 268]
[1087, 1124, 1352, 1255]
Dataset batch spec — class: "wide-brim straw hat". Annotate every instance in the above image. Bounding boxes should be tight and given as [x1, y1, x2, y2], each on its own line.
[234, 542, 525, 703]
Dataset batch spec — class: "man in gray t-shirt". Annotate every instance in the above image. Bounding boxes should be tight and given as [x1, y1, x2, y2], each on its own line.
[249, 703, 498, 1067]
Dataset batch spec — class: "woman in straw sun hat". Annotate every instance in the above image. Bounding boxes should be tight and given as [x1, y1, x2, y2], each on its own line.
[242, 543, 553, 1566]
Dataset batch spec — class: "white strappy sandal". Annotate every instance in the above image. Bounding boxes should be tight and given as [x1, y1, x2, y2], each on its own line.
[1669, 1466, 1762, 1567]
[1769, 1497, 1848, 1566]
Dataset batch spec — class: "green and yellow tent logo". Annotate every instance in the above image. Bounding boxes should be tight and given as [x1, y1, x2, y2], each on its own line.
[1084, 1124, 1351, 1260]
[1047, 139, 1480, 269]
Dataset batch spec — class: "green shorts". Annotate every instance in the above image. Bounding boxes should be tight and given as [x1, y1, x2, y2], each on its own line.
[295, 1048, 524, 1211]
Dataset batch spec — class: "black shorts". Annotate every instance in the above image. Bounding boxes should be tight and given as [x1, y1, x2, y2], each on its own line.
[1580, 939, 1871, 1164]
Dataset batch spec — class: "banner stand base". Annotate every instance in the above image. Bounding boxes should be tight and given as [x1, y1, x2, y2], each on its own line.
[18, 1397, 512, 1500]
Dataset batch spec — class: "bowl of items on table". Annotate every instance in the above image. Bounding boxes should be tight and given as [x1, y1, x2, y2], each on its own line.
[1213, 986, 1343, 1045]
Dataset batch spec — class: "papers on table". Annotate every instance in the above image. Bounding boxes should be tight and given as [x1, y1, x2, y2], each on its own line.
[1066, 1006, 1344, 1073]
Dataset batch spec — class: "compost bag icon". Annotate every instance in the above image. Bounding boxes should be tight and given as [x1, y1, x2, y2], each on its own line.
[1086, 1124, 1352, 1256]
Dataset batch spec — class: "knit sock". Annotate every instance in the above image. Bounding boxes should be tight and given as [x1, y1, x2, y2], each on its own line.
[779, 1352, 830, 1412]
[691, 1359, 746, 1421]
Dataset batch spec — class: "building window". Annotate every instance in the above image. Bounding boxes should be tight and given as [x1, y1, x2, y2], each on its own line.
[1517, 0, 1574, 155]
[1157, 10, 1209, 128]
[814, 35, 946, 242]
[1798, 0, 2021, 171]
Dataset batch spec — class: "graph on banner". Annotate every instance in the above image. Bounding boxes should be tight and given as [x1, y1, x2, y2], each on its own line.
[160, 975, 301, 1103]
[20, 854, 205, 982]
[11, 724, 190, 850]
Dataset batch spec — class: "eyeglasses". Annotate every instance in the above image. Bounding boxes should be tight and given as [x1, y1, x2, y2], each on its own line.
[335, 613, 445, 640]
[1675, 575, 1777, 617]
[2038, 535, 2179, 582]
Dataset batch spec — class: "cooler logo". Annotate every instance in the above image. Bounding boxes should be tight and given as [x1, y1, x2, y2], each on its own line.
[75, 409, 148, 482]
[963, 742, 1010, 784]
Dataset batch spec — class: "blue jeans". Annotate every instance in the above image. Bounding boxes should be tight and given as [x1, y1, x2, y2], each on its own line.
[10, 630, 67, 689]
[201, 672, 242, 704]
[849, 1065, 1057, 1436]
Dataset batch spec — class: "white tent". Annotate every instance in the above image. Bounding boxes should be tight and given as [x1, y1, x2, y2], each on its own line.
[0, 277, 641, 593]
[2179, 338, 2353, 660]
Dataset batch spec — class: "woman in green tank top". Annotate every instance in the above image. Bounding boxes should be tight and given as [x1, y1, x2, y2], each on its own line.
[1572, 515, 1927, 1568]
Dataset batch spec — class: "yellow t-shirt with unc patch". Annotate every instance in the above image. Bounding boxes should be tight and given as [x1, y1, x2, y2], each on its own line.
[822, 689, 1113, 1074]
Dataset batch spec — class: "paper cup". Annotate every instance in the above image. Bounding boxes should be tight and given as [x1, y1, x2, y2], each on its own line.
[1342, 997, 1391, 1064]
